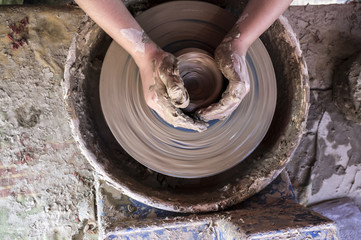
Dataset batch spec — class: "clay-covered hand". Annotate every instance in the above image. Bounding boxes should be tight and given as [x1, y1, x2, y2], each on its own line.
[140, 50, 208, 132]
[196, 37, 251, 122]
[194, 0, 293, 122]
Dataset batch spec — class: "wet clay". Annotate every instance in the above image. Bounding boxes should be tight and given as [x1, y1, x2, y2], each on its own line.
[197, 19, 250, 121]
[177, 51, 223, 113]
[145, 53, 208, 132]
[146, 50, 223, 131]
[118, 27, 207, 132]
[197, 53, 250, 121]
[156, 54, 190, 109]
[99, 3, 276, 178]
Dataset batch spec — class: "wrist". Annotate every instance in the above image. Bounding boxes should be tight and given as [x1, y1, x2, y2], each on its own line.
[133, 42, 164, 68]
[231, 38, 250, 56]
[222, 24, 251, 56]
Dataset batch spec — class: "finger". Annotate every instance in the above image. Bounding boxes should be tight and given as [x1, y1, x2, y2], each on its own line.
[150, 87, 208, 132]
[230, 54, 250, 87]
[215, 46, 249, 85]
[158, 54, 190, 108]
[166, 74, 190, 109]
[196, 81, 246, 121]
[197, 45, 250, 122]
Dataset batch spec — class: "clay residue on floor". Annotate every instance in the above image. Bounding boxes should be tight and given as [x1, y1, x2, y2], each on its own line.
[0, 6, 98, 239]
[284, 3, 361, 210]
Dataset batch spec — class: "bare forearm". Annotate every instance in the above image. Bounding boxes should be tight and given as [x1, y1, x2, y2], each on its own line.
[75, 0, 157, 65]
[234, 0, 292, 52]
[203, 0, 291, 121]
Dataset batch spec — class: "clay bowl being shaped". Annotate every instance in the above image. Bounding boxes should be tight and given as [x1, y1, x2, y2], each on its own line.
[64, 1, 309, 212]
[177, 50, 223, 113]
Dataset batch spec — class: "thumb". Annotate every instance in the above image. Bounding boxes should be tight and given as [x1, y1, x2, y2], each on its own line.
[158, 54, 190, 108]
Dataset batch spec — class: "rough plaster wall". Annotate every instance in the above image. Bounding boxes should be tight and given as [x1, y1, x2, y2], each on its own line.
[0, 7, 98, 239]
[284, 4, 361, 209]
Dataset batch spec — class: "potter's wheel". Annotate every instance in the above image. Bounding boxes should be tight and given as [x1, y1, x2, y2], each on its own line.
[100, 1, 276, 178]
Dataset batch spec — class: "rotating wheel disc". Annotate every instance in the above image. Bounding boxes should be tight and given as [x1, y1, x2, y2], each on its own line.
[100, 1, 277, 178]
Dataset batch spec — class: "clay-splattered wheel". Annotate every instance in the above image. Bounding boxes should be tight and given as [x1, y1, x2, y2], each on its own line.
[99, 1, 277, 178]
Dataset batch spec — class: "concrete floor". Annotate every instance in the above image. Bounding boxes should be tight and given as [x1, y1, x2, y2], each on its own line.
[0, 2, 360, 239]
[0, 6, 96, 239]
